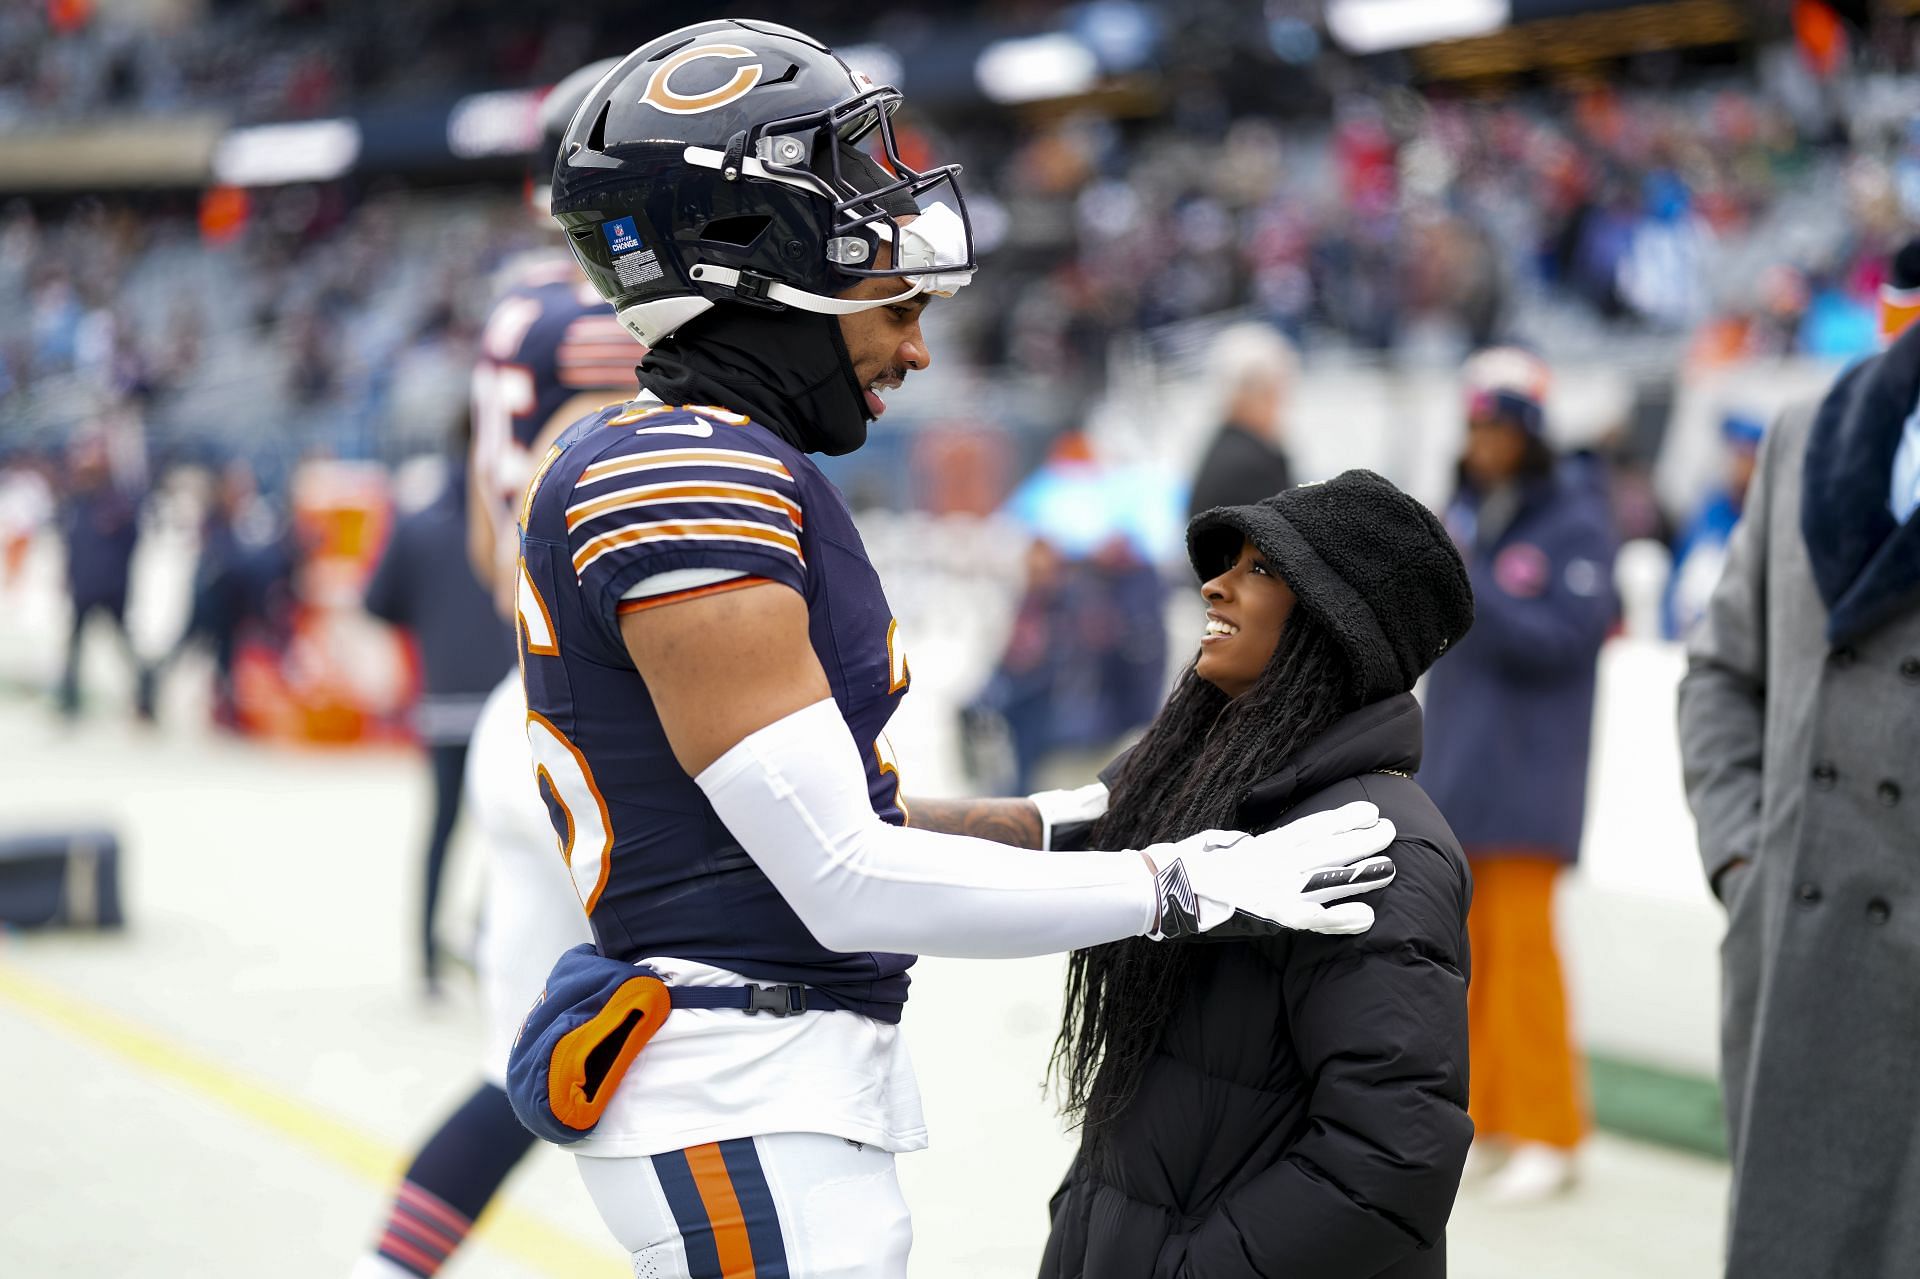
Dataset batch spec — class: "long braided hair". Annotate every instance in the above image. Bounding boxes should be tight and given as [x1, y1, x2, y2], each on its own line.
[1049, 606, 1362, 1146]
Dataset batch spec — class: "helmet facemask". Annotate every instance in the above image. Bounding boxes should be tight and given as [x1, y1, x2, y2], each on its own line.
[676, 84, 975, 315]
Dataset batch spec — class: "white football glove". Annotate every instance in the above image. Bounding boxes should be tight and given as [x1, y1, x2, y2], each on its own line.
[1144, 801, 1398, 940]
[1027, 781, 1111, 851]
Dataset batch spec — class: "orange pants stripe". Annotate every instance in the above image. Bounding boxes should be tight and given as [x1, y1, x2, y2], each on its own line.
[1466, 853, 1587, 1150]
[684, 1142, 758, 1278]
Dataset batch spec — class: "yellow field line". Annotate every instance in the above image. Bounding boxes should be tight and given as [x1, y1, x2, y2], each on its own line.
[0, 959, 621, 1277]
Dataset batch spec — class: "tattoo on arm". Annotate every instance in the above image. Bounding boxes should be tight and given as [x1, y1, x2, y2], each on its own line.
[906, 797, 1045, 849]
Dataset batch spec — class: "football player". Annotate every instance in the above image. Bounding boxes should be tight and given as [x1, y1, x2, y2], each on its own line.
[506, 20, 1400, 1276]
[347, 57, 637, 1279]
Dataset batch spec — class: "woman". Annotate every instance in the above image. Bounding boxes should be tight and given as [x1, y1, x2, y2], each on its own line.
[1042, 470, 1475, 1279]
[1421, 348, 1615, 1203]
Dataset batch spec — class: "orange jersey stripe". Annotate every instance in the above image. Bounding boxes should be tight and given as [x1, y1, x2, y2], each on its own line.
[605, 402, 681, 427]
[559, 335, 638, 350]
[565, 481, 803, 532]
[558, 366, 640, 389]
[581, 449, 792, 485]
[572, 520, 804, 575]
[558, 347, 638, 360]
[684, 1143, 758, 1279]
[615, 576, 770, 615]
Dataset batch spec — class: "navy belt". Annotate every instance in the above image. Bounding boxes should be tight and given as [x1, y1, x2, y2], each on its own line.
[661, 981, 812, 1017]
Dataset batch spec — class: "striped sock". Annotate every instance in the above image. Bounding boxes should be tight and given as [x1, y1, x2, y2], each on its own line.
[372, 1181, 472, 1278]
[358, 1083, 533, 1276]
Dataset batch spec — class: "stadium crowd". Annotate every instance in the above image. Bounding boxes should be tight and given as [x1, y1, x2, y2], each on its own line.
[5, 0, 1920, 456]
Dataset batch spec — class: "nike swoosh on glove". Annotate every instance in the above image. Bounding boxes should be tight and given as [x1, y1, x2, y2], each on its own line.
[1145, 801, 1398, 940]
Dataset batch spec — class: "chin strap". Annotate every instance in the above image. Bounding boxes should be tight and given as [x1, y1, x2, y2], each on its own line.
[687, 263, 927, 315]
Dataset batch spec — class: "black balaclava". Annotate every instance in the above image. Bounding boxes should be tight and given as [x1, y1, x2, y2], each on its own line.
[636, 305, 871, 456]
[635, 144, 915, 457]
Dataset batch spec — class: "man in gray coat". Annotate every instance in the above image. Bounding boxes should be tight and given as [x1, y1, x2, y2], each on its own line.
[1679, 261, 1920, 1277]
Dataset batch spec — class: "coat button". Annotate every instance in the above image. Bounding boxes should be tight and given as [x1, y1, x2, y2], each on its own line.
[1796, 882, 1823, 906]
[1879, 781, 1903, 807]
[1867, 899, 1893, 925]
[1833, 646, 1859, 669]
[1812, 762, 1838, 790]
[1903, 657, 1920, 683]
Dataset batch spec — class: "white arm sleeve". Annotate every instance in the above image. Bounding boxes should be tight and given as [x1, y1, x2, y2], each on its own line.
[695, 699, 1156, 958]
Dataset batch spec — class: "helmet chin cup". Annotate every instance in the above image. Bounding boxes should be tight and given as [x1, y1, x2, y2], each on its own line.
[616, 296, 716, 348]
[548, 18, 976, 346]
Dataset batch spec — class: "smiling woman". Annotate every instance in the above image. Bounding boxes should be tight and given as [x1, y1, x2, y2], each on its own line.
[1042, 471, 1483, 1279]
[1194, 541, 1297, 698]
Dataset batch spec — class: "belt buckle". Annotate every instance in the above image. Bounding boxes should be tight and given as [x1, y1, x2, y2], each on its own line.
[745, 984, 806, 1017]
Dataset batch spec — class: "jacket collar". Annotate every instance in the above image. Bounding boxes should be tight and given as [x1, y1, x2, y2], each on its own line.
[1802, 322, 1920, 644]
[1236, 693, 1424, 830]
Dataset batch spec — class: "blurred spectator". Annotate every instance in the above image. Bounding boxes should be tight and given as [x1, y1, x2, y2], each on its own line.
[362, 449, 513, 993]
[977, 433, 1173, 790]
[1186, 322, 1297, 518]
[167, 458, 289, 730]
[1420, 348, 1618, 1204]
[1617, 171, 1715, 330]
[1665, 411, 1765, 639]
[0, 452, 54, 590]
[55, 433, 152, 720]
[1678, 245, 1920, 1279]
[970, 537, 1165, 793]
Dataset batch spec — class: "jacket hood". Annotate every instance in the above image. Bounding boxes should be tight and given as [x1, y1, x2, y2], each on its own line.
[1237, 693, 1424, 830]
[1801, 320, 1920, 644]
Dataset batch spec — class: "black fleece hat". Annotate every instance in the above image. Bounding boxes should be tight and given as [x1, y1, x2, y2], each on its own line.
[1187, 470, 1474, 702]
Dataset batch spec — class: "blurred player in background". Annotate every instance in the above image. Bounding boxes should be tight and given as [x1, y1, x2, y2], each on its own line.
[503, 21, 1397, 1276]
[55, 431, 154, 721]
[347, 57, 633, 1279]
[362, 430, 514, 996]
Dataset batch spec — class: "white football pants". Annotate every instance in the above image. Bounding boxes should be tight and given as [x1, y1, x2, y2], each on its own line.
[576, 1133, 912, 1278]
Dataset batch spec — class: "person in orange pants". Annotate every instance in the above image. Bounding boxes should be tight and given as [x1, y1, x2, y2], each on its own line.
[1465, 854, 1587, 1156]
[1419, 348, 1618, 1203]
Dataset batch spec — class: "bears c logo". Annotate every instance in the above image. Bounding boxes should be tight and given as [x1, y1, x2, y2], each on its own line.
[641, 44, 763, 115]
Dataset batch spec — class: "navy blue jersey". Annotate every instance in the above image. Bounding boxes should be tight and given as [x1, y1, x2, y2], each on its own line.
[471, 258, 636, 533]
[514, 400, 914, 1020]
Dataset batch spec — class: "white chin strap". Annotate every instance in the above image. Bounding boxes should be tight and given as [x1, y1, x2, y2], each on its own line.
[616, 277, 924, 347]
[686, 264, 929, 315]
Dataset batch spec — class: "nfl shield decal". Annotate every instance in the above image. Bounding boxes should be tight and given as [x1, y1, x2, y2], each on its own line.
[602, 217, 643, 256]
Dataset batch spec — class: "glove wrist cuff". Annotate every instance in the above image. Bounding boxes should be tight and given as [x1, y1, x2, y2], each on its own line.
[1149, 856, 1200, 940]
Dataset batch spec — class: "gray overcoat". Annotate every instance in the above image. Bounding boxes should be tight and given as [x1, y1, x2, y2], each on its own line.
[1679, 399, 1920, 1278]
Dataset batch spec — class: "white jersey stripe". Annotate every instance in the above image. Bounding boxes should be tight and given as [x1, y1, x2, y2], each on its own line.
[581, 449, 793, 486]
[573, 519, 805, 576]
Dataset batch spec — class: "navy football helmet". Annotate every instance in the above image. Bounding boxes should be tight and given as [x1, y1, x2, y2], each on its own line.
[549, 19, 975, 346]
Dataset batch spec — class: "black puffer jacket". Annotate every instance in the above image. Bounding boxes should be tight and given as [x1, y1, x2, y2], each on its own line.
[1041, 694, 1473, 1279]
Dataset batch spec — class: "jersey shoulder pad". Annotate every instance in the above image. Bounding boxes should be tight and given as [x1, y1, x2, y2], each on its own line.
[553, 404, 809, 606]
